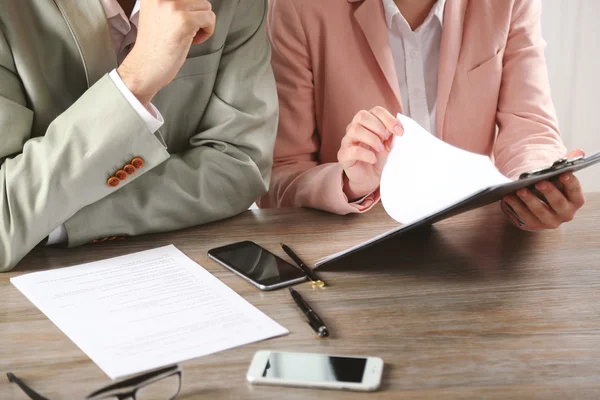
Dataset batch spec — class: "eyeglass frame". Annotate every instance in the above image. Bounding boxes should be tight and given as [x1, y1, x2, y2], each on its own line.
[7, 364, 182, 400]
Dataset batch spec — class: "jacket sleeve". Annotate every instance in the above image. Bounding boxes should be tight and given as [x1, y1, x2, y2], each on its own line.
[0, 29, 170, 272]
[256, 0, 378, 214]
[494, 0, 567, 179]
[63, 0, 279, 247]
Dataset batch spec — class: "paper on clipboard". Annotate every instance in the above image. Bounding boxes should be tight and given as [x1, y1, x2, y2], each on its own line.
[379, 115, 511, 224]
[315, 115, 600, 267]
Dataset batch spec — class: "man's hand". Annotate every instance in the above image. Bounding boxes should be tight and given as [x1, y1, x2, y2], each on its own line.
[338, 107, 403, 201]
[502, 150, 586, 231]
[117, 0, 216, 105]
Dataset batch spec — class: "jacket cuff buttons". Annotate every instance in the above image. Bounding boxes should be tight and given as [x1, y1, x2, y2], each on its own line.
[131, 157, 144, 169]
[107, 177, 120, 187]
[106, 157, 145, 187]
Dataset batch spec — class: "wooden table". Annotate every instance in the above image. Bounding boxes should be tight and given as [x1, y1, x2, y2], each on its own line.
[2, 195, 600, 399]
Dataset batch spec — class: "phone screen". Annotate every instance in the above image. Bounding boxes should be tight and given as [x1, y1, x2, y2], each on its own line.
[209, 242, 306, 287]
[262, 352, 367, 384]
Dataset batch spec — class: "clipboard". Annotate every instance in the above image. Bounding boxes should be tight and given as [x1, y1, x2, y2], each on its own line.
[315, 152, 600, 268]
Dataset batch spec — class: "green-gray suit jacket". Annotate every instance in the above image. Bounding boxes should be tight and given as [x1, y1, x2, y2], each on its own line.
[0, 0, 278, 271]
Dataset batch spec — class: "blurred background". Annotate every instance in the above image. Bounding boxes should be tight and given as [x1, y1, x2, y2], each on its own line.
[542, 0, 600, 192]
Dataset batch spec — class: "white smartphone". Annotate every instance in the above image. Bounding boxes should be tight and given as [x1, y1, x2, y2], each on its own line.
[246, 350, 384, 392]
[207, 241, 307, 291]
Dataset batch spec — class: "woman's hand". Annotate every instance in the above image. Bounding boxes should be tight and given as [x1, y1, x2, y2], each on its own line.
[502, 150, 586, 231]
[338, 107, 404, 201]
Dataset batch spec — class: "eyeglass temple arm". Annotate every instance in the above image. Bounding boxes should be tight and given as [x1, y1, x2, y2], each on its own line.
[7, 373, 51, 400]
[86, 365, 181, 399]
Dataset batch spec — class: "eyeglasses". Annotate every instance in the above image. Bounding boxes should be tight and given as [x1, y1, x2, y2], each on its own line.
[7, 364, 182, 400]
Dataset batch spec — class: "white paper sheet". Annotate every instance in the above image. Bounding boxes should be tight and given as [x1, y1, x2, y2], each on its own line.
[11, 245, 288, 379]
[380, 114, 511, 224]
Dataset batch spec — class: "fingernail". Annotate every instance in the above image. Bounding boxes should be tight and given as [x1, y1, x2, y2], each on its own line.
[394, 125, 404, 136]
[537, 182, 548, 191]
[562, 174, 571, 182]
[377, 143, 384, 152]
[518, 189, 528, 198]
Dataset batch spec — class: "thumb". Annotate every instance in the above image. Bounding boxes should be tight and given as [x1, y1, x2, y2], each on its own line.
[566, 149, 585, 158]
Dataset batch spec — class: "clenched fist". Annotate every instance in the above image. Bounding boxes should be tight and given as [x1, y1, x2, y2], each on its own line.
[117, 0, 216, 105]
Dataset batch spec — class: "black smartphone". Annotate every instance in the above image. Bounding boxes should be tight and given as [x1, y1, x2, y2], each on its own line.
[207, 241, 307, 290]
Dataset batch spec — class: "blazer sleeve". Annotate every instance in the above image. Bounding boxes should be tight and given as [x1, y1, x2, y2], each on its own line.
[63, 0, 279, 247]
[0, 30, 169, 272]
[494, 0, 567, 180]
[256, 0, 378, 214]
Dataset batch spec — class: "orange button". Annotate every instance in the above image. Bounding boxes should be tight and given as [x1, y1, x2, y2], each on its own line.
[124, 164, 136, 175]
[131, 157, 145, 169]
[107, 177, 120, 187]
[115, 170, 128, 181]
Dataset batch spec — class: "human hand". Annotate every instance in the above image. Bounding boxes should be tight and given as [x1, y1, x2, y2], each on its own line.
[117, 0, 216, 105]
[502, 150, 586, 231]
[338, 107, 404, 201]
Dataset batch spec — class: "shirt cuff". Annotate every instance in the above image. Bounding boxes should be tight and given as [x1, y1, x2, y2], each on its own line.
[47, 224, 68, 246]
[109, 69, 164, 133]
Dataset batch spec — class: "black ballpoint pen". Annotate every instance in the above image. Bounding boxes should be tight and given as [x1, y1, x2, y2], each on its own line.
[280, 243, 326, 287]
[289, 288, 329, 338]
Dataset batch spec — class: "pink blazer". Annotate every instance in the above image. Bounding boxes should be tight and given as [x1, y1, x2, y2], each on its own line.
[257, 0, 567, 214]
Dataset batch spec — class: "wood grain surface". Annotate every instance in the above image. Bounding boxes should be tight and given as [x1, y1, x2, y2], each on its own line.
[2, 195, 600, 399]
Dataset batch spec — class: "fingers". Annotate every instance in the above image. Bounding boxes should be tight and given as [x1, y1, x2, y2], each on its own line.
[347, 110, 391, 143]
[503, 194, 545, 231]
[504, 174, 584, 231]
[343, 124, 387, 153]
[533, 174, 585, 225]
[534, 180, 574, 222]
[338, 146, 377, 168]
[173, 0, 215, 44]
[383, 134, 394, 152]
[196, 9, 216, 31]
[565, 149, 586, 158]
[191, 11, 216, 44]
[342, 111, 389, 154]
[369, 106, 404, 137]
[506, 151, 586, 231]
[516, 188, 563, 229]
[559, 173, 586, 209]
[176, 0, 213, 11]
[342, 107, 404, 154]
[553, 149, 585, 211]
[500, 200, 524, 227]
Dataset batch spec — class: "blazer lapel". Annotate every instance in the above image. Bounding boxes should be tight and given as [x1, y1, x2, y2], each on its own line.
[53, 0, 117, 87]
[436, 0, 468, 140]
[352, 0, 402, 111]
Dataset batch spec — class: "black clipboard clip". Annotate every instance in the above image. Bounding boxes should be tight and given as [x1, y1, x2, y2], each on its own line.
[519, 155, 586, 180]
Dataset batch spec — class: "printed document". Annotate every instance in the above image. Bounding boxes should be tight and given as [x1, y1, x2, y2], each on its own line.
[11, 245, 288, 379]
